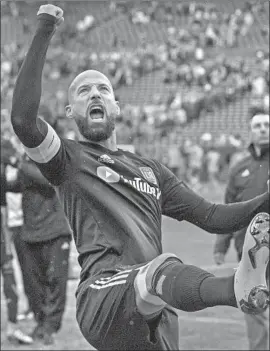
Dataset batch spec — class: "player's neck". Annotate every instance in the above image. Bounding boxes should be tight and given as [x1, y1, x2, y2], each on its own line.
[96, 138, 118, 152]
[100, 133, 117, 151]
[80, 134, 118, 151]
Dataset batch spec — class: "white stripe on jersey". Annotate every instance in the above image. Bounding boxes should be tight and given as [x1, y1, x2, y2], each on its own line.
[23, 122, 61, 163]
[113, 269, 132, 276]
[89, 269, 133, 290]
[98, 269, 133, 281]
[90, 280, 127, 290]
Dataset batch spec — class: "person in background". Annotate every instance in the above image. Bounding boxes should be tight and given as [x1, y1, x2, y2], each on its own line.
[213, 112, 269, 350]
[0, 149, 33, 345]
[5, 160, 34, 322]
[167, 133, 181, 176]
[8, 106, 73, 345]
[185, 138, 204, 188]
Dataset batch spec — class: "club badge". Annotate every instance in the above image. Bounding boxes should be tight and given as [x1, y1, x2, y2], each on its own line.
[139, 167, 158, 185]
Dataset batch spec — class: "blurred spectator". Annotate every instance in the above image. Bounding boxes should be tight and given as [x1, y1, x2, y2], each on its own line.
[167, 133, 182, 176]
[76, 15, 95, 32]
[5, 162, 34, 322]
[213, 112, 269, 351]
[9, 155, 72, 345]
[1, 160, 33, 345]
[5, 108, 73, 345]
[183, 138, 204, 187]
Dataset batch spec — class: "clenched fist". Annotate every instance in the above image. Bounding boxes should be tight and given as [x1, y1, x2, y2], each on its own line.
[37, 4, 64, 27]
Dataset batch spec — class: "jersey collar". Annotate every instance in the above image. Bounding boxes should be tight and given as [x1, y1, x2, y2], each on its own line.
[80, 141, 125, 156]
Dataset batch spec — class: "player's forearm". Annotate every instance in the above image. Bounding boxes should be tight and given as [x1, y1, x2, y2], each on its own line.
[11, 14, 56, 146]
[192, 192, 269, 234]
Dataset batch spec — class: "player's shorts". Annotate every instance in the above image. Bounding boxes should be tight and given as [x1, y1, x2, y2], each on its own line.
[76, 263, 179, 350]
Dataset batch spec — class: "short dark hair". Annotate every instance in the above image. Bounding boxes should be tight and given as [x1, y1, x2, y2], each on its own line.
[248, 106, 267, 120]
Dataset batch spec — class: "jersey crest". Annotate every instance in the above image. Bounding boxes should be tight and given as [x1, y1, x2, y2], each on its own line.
[139, 167, 157, 185]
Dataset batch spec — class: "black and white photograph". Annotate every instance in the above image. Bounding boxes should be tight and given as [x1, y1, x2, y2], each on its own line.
[1, 0, 269, 350]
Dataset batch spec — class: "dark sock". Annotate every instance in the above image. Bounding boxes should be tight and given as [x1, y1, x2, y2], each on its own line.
[200, 275, 237, 308]
[153, 260, 237, 312]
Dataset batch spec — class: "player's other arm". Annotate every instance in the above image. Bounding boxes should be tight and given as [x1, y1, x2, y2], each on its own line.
[11, 5, 63, 149]
[159, 164, 268, 234]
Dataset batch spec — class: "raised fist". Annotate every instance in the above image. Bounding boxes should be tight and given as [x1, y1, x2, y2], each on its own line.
[37, 4, 64, 26]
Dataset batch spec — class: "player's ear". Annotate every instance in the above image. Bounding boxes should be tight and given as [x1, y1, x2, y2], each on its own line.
[115, 101, 120, 116]
[65, 105, 73, 119]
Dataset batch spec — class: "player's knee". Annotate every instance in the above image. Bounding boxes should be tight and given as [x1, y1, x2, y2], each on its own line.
[144, 253, 183, 292]
[134, 253, 183, 316]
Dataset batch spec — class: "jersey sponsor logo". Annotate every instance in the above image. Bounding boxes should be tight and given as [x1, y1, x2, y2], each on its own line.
[96, 167, 161, 199]
[241, 169, 250, 177]
[97, 166, 120, 183]
[139, 167, 158, 185]
[121, 175, 161, 200]
[98, 154, 115, 164]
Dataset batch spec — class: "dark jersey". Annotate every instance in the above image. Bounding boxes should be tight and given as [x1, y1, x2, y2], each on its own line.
[26, 127, 268, 281]
[32, 134, 204, 280]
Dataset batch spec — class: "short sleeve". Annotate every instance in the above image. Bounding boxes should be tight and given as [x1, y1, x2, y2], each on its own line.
[34, 139, 76, 186]
[21, 122, 79, 186]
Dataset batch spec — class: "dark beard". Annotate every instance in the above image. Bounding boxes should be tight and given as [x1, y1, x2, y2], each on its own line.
[75, 114, 115, 142]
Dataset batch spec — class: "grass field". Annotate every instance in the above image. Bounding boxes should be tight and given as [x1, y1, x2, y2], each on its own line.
[1, 185, 251, 350]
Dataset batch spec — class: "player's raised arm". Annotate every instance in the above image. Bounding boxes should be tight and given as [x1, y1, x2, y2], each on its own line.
[11, 4, 64, 147]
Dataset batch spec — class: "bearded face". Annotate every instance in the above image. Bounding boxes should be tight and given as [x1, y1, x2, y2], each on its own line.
[73, 107, 116, 142]
[66, 70, 120, 143]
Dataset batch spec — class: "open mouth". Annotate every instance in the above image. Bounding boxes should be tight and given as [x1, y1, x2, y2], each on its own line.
[89, 105, 105, 121]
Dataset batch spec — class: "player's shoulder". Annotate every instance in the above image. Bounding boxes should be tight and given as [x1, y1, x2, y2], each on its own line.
[121, 150, 163, 180]
[128, 152, 161, 170]
[60, 137, 88, 154]
[119, 148, 155, 165]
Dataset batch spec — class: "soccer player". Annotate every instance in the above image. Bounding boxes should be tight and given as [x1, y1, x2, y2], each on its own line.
[10, 5, 269, 350]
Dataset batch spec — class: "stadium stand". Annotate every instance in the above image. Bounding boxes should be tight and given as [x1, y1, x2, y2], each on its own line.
[1, 0, 269, 175]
